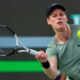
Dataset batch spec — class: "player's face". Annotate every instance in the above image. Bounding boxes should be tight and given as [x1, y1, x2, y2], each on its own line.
[47, 9, 68, 32]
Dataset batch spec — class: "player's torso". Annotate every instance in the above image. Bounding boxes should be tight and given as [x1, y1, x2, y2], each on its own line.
[58, 25, 80, 80]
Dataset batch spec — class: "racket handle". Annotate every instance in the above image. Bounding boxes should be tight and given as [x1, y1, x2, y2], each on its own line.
[18, 49, 38, 55]
[29, 49, 38, 55]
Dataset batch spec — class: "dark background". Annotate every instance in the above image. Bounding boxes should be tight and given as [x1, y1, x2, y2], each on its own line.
[0, 0, 80, 80]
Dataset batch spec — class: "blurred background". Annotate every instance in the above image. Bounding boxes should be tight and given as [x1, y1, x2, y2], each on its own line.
[0, 0, 80, 80]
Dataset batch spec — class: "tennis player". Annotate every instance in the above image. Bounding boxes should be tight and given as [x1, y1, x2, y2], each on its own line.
[35, 2, 80, 80]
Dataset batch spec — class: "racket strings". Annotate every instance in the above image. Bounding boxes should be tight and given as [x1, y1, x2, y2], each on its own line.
[0, 27, 13, 36]
[0, 48, 15, 56]
[0, 25, 16, 56]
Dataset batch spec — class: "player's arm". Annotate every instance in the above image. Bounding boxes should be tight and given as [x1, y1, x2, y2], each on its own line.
[35, 51, 66, 80]
[43, 56, 60, 79]
[43, 56, 67, 80]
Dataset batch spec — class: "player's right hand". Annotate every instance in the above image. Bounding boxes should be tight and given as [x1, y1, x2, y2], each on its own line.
[35, 50, 48, 63]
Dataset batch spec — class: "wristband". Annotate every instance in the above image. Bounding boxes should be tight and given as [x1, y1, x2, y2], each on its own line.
[41, 60, 50, 69]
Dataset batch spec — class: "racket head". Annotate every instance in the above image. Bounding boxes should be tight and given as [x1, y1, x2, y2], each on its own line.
[0, 25, 17, 56]
[0, 25, 38, 56]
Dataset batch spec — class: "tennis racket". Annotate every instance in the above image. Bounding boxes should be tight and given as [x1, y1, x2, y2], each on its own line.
[0, 25, 38, 57]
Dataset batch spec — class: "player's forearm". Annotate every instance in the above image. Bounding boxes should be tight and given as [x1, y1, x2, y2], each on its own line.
[41, 60, 60, 79]
[43, 66, 58, 79]
[43, 67, 67, 80]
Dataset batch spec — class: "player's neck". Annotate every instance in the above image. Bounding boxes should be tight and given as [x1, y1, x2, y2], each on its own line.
[55, 24, 71, 44]
[55, 34, 67, 44]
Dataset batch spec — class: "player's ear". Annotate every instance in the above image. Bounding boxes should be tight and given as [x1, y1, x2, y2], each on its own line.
[47, 18, 51, 25]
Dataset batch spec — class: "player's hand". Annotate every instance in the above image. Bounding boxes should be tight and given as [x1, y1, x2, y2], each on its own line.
[35, 50, 48, 63]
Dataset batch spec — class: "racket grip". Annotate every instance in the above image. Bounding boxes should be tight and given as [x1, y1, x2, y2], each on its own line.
[29, 49, 38, 55]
